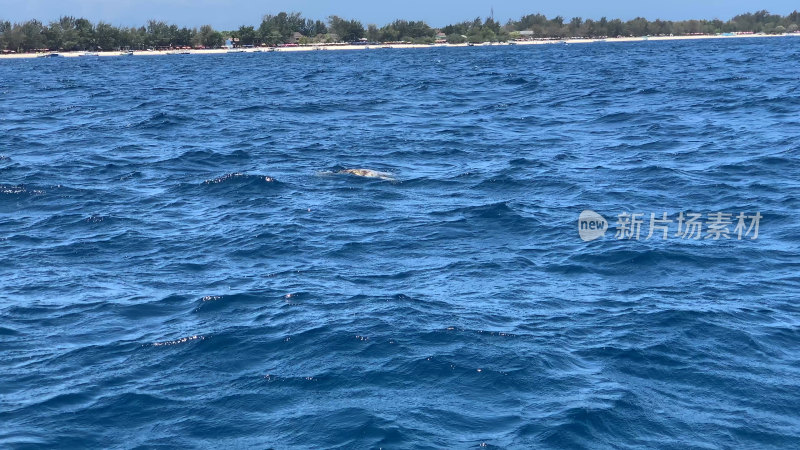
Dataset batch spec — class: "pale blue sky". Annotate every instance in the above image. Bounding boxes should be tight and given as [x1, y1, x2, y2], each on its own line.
[0, 0, 797, 29]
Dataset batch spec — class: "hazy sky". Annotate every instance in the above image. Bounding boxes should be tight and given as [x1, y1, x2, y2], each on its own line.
[1, 0, 797, 29]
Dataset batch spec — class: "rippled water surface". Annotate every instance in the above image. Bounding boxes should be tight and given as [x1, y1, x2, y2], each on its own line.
[2, 38, 800, 448]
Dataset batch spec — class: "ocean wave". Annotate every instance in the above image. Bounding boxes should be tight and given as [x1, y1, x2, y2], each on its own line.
[202, 172, 276, 185]
[129, 111, 193, 129]
[0, 184, 45, 195]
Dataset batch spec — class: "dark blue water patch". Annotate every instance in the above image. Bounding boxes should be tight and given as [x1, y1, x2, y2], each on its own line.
[230, 104, 272, 113]
[0, 325, 20, 335]
[2, 38, 800, 448]
[129, 111, 195, 129]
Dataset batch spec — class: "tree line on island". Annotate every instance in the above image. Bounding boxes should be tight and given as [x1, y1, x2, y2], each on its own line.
[1, 10, 798, 53]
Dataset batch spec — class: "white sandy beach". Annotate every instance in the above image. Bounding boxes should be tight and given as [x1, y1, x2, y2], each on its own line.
[0, 32, 796, 59]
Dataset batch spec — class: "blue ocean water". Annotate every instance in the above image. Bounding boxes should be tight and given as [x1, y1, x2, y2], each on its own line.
[1, 38, 800, 448]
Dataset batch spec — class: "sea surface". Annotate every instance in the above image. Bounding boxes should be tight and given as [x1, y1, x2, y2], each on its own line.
[2, 38, 800, 448]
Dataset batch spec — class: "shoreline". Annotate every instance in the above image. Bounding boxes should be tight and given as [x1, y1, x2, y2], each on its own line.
[0, 32, 796, 59]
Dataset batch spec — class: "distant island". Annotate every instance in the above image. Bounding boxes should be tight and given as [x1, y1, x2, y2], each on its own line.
[1, 10, 798, 54]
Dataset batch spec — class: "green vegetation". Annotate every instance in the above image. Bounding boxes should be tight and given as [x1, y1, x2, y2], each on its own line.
[328, 16, 365, 42]
[0, 10, 798, 53]
[504, 10, 800, 38]
[369, 20, 436, 43]
[255, 12, 327, 45]
[442, 17, 506, 43]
